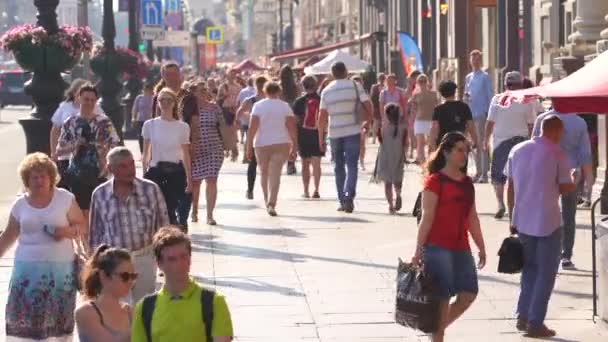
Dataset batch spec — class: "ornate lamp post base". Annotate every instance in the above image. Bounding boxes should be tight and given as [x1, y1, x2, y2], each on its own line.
[19, 118, 53, 155]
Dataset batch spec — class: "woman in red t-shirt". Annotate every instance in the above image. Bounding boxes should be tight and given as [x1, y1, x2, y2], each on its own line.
[411, 131, 487, 342]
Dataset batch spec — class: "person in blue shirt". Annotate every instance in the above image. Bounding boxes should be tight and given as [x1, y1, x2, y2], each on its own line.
[464, 50, 494, 183]
[532, 108, 593, 270]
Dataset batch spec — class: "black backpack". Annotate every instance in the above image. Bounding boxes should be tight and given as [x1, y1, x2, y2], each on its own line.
[141, 288, 215, 342]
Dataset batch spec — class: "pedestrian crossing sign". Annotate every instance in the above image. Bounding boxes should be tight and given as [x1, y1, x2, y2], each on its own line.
[206, 27, 224, 44]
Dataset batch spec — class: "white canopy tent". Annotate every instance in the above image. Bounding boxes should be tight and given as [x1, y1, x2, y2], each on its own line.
[304, 50, 370, 75]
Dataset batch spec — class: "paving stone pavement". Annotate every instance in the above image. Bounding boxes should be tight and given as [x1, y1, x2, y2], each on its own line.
[0, 128, 606, 341]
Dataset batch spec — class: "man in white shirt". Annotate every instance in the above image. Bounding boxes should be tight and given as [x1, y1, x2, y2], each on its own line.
[318, 62, 372, 213]
[484, 71, 536, 219]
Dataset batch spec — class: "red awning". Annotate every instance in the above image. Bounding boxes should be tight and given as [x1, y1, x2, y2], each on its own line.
[270, 34, 373, 62]
[293, 55, 321, 71]
[234, 59, 266, 72]
[506, 51, 608, 113]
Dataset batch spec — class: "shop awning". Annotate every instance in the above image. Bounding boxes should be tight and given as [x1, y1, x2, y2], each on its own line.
[506, 51, 608, 113]
[270, 34, 373, 62]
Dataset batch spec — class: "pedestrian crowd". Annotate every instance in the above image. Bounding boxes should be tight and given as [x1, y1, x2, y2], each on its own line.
[0, 48, 596, 341]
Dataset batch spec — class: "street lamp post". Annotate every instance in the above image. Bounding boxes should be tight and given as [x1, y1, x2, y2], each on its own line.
[97, 0, 124, 141]
[122, 0, 142, 139]
[20, 0, 67, 155]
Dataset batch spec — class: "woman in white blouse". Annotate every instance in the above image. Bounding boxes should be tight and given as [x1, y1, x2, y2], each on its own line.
[142, 87, 192, 229]
[246, 82, 298, 216]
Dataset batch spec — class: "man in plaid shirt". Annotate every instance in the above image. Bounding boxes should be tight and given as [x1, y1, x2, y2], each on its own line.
[89, 146, 170, 303]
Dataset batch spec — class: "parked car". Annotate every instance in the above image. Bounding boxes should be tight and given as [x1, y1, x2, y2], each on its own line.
[0, 71, 33, 108]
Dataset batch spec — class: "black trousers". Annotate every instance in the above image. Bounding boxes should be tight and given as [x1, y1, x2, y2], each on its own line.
[144, 162, 189, 229]
[247, 152, 257, 193]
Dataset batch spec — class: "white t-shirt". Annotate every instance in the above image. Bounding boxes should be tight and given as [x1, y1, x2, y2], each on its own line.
[250, 98, 294, 148]
[10, 188, 74, 262]
[142, 117, 190, 167]
[320, 79, 370, 139]
[487, 94, 536, 148]
[51, 100, 104, 127]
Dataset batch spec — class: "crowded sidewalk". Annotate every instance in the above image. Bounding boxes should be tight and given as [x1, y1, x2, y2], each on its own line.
[0, 135, 601, 341]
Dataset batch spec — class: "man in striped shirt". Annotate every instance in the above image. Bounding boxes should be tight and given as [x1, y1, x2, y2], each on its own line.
[89, 146, 170, 303]
[318, 62, 373, 213]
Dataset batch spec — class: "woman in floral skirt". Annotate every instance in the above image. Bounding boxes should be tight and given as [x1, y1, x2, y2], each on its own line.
[0, 153, 86, 341]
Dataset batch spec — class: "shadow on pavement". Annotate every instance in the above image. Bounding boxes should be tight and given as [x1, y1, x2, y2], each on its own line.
[219, 225, 307, 238]
[190, 233, 393, 270]
[192, 275, 305, 297]
[478, 274, 593, 299]
[280, 214, 372, 224]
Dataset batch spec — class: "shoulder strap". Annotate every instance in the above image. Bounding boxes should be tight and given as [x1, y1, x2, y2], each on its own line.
[90, 301, 105, 327]
[200, 289, 215, 342]
[142, 294, 158, 342]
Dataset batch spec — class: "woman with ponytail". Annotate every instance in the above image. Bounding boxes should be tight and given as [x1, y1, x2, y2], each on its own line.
[410, 131, 486, 342]
[374, 103, 407, 214]
[75, 244, 136, 342]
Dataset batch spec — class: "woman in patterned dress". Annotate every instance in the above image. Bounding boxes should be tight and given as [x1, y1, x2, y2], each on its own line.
[191, 82, 226, 225]
[0, 153, 86, 341]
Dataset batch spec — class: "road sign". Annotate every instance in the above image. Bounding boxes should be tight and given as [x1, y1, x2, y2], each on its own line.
[141, 0, 162, 26]
[141, 28, 164, 40]
[206, 26, 223, 44]
[155, 30, 190, 47]
[165, 0, 180, 12]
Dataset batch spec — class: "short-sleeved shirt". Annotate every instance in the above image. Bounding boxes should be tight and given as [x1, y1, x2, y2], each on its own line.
[432, 101, 473, 145]
[57, 113, 120, 175]
[250, 98, 294, 147]
[142, 117, 190, 167]
[410, 90, 439, 121]
[532, 110, 592, 169]
[504, 137, 572, 237]
[423, 173, 475, 251]
[487, 94, 536, 148]
[320, 79, 370, 139]
[131, 279, 233, 342]
[10, 188, 75, 262]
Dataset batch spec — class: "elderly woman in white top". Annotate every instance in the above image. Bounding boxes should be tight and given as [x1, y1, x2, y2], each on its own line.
[0, 153, 86, 341]
[246, 82, 298, 216]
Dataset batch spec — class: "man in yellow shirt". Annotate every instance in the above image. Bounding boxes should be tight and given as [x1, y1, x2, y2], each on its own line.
[131, 227, 233, 342]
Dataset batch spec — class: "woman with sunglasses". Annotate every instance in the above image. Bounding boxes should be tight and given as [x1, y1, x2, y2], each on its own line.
[76, 244, 137, 342]
[411, 132, 486, 342]
[142, 88, 192, 230]
[189, 81, 226, 225]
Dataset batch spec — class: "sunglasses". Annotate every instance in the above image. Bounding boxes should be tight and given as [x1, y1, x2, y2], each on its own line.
[113, 272, 138, 283]
[158, 97, 174, 103]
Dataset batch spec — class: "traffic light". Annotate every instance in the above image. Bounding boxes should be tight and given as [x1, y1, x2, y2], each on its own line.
[139, 43, 146, 52]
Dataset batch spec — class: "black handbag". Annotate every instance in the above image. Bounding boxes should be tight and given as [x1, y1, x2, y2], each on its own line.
[498, 235, 524, 274]
[395, 259, 441, 333]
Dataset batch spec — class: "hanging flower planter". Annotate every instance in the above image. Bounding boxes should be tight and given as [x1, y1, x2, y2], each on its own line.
[90, 46, 149, 80]
[0, 24, 93, 73]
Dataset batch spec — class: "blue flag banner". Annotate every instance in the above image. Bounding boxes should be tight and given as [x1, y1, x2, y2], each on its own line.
[397, 32, 424, 76]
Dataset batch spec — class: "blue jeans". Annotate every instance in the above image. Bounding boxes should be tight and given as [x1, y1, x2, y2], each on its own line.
[517, 228, 562, 329]
[330, 134, 361, 204]
[561, 189, 577, 260]
[423, 245, 478, 299]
